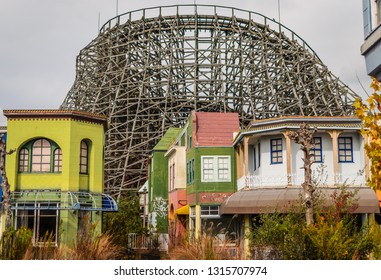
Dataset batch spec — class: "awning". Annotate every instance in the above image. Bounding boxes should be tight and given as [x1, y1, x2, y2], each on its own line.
[175, 205, 189, 215]
[220, 187, 380, 215]
[10, 190, 118, 212]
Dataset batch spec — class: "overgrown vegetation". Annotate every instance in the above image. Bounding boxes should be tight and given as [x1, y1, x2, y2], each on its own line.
[102, 193, 147, 259]
[0, 217, 123, 260]
[354, 77, 381, 190]
[0, 193, 147, 260]
[0, 227, 33, 260]
[168, 222, 241, 260]
[250, 186, 381, 260]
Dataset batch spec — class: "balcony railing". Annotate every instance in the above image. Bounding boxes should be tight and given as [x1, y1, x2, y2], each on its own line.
[238, 172, 366, 190]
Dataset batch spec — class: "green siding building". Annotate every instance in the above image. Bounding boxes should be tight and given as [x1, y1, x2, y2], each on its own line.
[147, 111, 240, 243]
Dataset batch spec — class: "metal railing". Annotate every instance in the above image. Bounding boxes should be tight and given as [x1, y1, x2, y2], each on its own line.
[128, 233, 168, 252]
[238, 173, 367, 189]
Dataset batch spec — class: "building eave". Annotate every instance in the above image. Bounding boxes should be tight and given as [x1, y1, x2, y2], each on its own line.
[3, 109, 109, 130]
[233, 116, 363, 146]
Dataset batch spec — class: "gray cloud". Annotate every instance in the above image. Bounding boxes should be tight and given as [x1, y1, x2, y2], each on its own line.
[0, 0, 371, 114]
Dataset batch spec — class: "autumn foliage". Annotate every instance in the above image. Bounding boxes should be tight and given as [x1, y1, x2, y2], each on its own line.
[354, 77, 381, 190]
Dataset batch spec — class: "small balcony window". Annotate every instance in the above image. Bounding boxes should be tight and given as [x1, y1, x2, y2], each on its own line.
[311, 137, 323, 163]
[338, 137, 353, 163]
[270, 138, 283, 164]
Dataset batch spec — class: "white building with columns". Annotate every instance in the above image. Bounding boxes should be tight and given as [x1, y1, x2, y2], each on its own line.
[232, 116, 370, 190]
[220, 116, 380, 259]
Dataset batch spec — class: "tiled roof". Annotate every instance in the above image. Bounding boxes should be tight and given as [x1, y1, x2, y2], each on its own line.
[3, 109, 107, 120]
[193, 112, 240, 147]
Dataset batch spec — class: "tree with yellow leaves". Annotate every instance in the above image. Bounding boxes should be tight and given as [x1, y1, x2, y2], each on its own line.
[354, 77, 381, 190]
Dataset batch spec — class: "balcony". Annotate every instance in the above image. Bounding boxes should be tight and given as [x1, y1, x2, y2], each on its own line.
[237, 172, 367, 190]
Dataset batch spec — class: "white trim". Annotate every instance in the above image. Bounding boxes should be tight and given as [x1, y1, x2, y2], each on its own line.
[233, 125, 362, 146]
[201, 155, 231, 182]
[200, 205, 220, 218]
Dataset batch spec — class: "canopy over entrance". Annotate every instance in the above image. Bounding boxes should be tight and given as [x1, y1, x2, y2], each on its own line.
[9, 190, 118, 212]
[220, 187, 380, 214]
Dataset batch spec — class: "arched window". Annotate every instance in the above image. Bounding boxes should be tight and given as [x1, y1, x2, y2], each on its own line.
[18, 148, 29, 172]
[32, 139, 51, 172]
[18, 138, 61, 173]
[80, 140, 88, 174]
[54, 148, 62, 172]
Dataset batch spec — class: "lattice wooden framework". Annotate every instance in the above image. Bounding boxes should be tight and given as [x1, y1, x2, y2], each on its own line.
[61, 5, 359, 197]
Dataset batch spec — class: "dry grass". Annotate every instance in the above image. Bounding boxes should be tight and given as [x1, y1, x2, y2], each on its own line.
[168, 229, 242, 260]
[23, 219, 123, 260]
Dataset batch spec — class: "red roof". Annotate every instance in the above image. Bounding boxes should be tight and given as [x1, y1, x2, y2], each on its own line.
[192, 112, 240, 147]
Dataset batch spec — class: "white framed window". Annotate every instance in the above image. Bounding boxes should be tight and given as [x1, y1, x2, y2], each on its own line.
[169, 163, 175, 191]
[190, 206, 196, 217]
[201, 156, 231, 182]
[200, 205, 220, 217]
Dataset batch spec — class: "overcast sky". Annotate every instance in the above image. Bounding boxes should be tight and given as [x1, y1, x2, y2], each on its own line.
[0, 0, 371, 125]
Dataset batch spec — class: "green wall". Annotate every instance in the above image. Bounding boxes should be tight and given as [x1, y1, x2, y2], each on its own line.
[148, 127, 182, 234]
[186, 146, 236, 204]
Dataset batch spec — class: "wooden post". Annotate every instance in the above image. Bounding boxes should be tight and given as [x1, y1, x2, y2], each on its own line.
[244, 137, 249, 178]
[282, 130, 292, 186]
[328, 130, 341, 185]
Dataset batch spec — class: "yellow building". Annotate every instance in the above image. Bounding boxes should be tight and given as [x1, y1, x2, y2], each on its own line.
[0, 110, 117, 246]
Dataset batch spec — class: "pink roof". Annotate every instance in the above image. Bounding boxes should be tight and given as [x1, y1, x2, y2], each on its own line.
[192, 111, 240, 147]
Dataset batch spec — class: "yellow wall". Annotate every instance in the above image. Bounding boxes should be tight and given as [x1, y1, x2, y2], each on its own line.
[5, 118, 105, 193]
[4, 115, 105, 246]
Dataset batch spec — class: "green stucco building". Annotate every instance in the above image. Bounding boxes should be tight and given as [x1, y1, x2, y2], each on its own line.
[0, 110, 117, 246]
